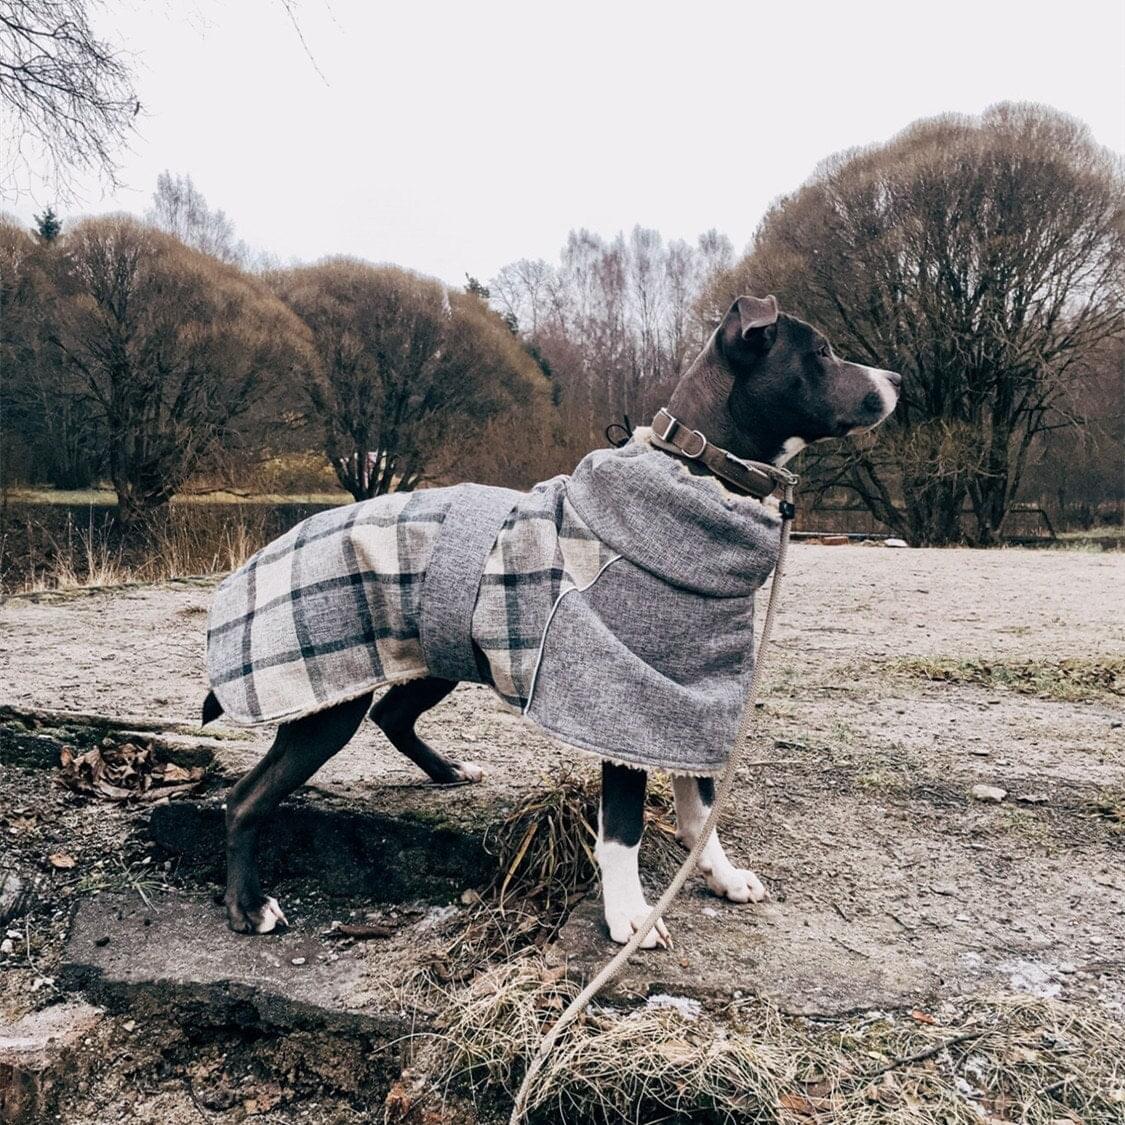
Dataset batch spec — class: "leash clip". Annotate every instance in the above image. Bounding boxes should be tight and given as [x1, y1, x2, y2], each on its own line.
[768, 465, 800, 488]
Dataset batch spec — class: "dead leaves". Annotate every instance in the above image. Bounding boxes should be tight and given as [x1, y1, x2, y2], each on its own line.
[47, 852, 76, 869]
[323, 920, 398, 940]
[57, 738, 205, 802]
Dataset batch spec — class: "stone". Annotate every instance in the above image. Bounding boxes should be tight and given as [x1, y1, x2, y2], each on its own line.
[971, 784, 1007, 803]
[0, 872, 26, 927]
[883, 538, 909, 548]
[0, 1002, 103, 1124]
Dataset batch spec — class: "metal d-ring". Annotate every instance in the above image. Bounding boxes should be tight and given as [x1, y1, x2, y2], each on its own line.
[682, 429, 708, 458]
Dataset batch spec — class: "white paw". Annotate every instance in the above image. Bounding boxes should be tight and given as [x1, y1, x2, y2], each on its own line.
[452, 761, 484, 783]
[705, 867, 768, 904]
[605, 910, 672, 949]
[255, 896, 289, 933]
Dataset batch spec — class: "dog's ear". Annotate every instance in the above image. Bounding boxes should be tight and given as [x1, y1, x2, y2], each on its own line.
[720, 295, 779, 357]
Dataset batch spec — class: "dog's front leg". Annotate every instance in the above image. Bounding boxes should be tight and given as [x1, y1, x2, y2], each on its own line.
[673, 776, 767, 903]
[595, 762, 671, 949]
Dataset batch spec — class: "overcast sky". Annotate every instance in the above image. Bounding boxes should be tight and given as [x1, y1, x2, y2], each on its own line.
[10, 0, 1125, 285]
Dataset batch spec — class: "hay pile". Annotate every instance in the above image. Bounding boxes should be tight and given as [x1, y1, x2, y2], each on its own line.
[406, 770, 679, 991]
[425, 957, 1124, 1123]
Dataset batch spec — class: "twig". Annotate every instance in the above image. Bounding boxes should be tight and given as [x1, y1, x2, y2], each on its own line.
[862, 1030, 986, 1079]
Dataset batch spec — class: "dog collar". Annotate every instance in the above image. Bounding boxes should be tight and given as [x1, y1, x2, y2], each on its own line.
[649, 407, 798, 501]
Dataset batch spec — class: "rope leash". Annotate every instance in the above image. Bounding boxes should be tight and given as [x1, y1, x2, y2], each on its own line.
[509, 476, 798, 1125]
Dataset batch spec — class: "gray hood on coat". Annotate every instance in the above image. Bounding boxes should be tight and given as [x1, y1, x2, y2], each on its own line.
[565, 439, 781, 598]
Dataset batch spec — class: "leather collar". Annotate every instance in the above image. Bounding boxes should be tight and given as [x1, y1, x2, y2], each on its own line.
[649, 408, 797, 500]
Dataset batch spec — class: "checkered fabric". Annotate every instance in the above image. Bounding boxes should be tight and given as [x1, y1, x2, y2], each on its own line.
[206, 477, 616, 726]
[206, 435, 782, 775]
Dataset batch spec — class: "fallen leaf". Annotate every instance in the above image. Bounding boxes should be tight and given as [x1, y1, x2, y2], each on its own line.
[910, 1010, 936, 1024]
[48, 852, 76, 869]
[325, 921, 396, 939]
[779, 1091, 817, 1115]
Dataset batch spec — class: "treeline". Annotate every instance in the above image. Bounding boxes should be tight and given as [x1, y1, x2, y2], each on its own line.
[3, 104, 1122, 545]
[493, 104, 1124, 545]
[1, 179, 564, 525]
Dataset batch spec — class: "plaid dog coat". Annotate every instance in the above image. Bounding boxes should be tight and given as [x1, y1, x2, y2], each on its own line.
[206, 435, 781, 775]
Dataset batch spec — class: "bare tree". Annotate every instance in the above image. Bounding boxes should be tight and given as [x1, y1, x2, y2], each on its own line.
[48, 216, 311, 522]
[708, 103, 1124, 545]
[490, 226, 731, 446]
[0, 213, 103, 487]
[0, 1, 138, 199]
[273, 259, 545, 501]
[147, 171, 246, 264]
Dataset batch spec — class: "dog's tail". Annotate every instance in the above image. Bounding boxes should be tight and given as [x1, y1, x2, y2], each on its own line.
[201, 690, 223, 726]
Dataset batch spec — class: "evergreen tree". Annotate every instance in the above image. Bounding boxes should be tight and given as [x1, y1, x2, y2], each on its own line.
[464, 274, 491, 299]
[34, 208, 62, 242]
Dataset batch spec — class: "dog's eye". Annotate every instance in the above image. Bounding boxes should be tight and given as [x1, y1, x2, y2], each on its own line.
[816, 343, 830, 358]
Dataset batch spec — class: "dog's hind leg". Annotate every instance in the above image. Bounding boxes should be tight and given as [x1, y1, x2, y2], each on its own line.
[370, 677, 483, 784]
[596, 761, 670, 949]
[673, 775, 767, 903]
[223, 693, 371, 934]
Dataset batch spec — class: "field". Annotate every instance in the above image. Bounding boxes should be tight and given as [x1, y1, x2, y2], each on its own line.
[0, 544, 1122, 1122]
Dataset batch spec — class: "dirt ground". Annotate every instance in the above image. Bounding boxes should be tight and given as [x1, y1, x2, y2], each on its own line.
[1, 544, 1123, 1121]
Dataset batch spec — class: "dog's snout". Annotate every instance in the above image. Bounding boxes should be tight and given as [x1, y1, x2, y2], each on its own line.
[884, 369, 903, 390]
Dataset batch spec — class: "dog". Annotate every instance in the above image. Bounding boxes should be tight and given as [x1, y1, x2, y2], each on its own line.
[201, 294, 900, 947]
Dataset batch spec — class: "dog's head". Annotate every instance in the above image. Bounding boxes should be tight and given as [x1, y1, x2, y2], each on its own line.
[672, 295, 901, 465]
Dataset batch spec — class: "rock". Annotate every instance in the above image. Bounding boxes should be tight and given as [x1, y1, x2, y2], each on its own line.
[821, 535, 849, 546]
[0, 872, 26, 927]
[0, 1002, 103, 1124]
[0, 940, 12, 955]
[1015, 793, 1049, 805]
[883, 538, 909, 548]
[971, 784, 1007, 803]
[969, 747, 991, 757]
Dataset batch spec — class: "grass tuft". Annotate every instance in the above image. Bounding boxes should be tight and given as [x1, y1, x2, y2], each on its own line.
[891, 656, 1125, 702]
[401, 769, 677, 999]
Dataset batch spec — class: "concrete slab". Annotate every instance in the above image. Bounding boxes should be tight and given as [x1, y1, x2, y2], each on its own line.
[62, 891, 451, 1037]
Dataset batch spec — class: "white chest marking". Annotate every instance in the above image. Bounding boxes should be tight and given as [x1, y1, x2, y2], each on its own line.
[774, 437, 807, 466]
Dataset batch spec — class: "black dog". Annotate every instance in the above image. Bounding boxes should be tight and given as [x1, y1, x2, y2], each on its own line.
[203, 295, 900, 945]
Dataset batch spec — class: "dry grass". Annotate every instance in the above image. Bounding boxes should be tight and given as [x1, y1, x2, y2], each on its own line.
[417, 955, 1125, 1124]
[5, 508, 276, 593]
[1090, 788, 1124, 834]
[402, 769, 678, 998]
[7, 487, 346, 506]
[1057, 525, 1125, 542]
[892, 656, 1125, 702]
[394, 770, 1125, 1123]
